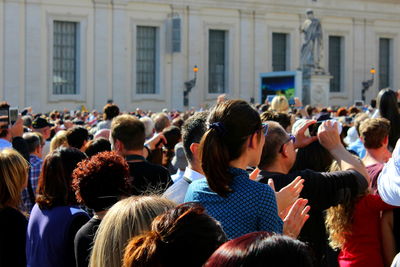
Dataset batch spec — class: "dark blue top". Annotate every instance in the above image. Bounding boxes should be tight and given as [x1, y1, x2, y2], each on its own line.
[184, 167, 283, 239]
[26, 204, 89, 267]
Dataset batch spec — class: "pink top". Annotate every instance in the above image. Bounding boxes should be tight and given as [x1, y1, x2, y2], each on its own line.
[338, 194, 393, 267]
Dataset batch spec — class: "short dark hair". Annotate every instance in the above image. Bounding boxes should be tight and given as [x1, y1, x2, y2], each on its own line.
[111, 115, 145, 150]
[260, 111, 292, 130]
[258, 121, 288, 170]
[182, 112, 209, 162]
[162, 126, 181, 150]
[154, 113, 170, 133]
[204, 232, 315, 267]
[36, 147, 87, 209]
[359, 118, 390, 149]
[84, 138, 112, 157]
[66, 126, 89, 150]
[103, 104, 120, 120]
[72, 151, 131, 211]
[23, 132, 41, 154]
[123, 202, 227, 267]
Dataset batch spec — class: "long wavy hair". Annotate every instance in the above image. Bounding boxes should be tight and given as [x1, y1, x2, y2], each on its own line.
[325, 160, 368, 249]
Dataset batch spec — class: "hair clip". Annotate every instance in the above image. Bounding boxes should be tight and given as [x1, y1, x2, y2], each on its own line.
[209, 122, 227, 136]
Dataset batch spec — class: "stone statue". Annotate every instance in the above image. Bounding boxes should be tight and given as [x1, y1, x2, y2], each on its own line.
[300, 9, 324, 72]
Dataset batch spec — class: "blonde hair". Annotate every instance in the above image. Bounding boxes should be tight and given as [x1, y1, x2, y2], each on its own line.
[89, 195, 176, 267]
[0, 149, 29, 209]
[50, 130, 68, 152]
[325, 160, 367, 249]
[270, 96, 289, 113]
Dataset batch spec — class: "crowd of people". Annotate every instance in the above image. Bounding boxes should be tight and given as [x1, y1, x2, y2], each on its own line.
[1, 87, 400, 267]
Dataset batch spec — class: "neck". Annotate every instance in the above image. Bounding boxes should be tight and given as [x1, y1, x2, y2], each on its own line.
[229, 156, 249, 170]
[260, 159, 290, 174]
[93, 210, 107, 220]
[362, 147, 388, 166]
[121, 149, 144, 157]
[188, 161, 204, 175]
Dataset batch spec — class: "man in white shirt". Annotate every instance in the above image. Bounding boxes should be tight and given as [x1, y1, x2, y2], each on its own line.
[378, 139, 400, 206]
[163, 112, 208, 203]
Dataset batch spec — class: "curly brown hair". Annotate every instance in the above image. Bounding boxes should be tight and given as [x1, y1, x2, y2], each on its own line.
[72, 151, 132, 211]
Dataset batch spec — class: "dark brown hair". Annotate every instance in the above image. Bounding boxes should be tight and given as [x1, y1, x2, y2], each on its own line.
[36, 147, 87, 209]
[103, 104, 120, 120]
[359, 118, 390, 149]
[72, 151, 131, 211]
[200, 100, 261, 197]
[111, 114, 145, 150]
[123, 203, 227, 267]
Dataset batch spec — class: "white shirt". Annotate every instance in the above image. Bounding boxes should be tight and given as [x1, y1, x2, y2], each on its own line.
[0, 138, 12, 150]
[171, 169, 185, 183]
[378, 139, 400, 206]
[163, 167, 204, 204]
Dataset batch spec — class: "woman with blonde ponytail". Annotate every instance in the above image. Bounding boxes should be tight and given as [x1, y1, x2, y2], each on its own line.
[123, 203, 227, 267]
[89, 196, 175, 267]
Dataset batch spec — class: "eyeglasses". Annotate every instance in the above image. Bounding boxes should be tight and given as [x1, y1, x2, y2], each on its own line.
[261, 123, 269, 137]
[279, 134, 296, 152]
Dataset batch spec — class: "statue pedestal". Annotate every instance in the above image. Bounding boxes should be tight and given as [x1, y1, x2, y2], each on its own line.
[309, 74, 332, 107]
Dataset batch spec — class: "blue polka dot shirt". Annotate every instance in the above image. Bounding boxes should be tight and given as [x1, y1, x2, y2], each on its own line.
[184, 167, 283, 239]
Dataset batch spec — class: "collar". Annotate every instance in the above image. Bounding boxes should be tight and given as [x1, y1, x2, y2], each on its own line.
[0, 138, 12, 150]
[125, 154, 146, 162]
[183, 167, 205, 183]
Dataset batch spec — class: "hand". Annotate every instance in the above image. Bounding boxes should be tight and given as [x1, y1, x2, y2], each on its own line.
[293, 120, 318, 149]
[145, 133, 167, 150]
[269, 176, 304, 216]
[250, 168, 260, 181]
[317, 120, 342, 151]
[282, 198, 310, 239]
[9, 116, 24, 138]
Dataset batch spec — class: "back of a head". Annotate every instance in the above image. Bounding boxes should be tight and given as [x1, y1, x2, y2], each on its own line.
[66, 126, 89, 150]
[354, 113, 369, 135]
[90, 196, 176, 267]
[270, 96, 289, 113]
[182, 111, 209, 162]
[111, 114, 145, 151]
[50, 130, 68, 152]
[291, 141, 333, 172]
[259, 121, 289, 170]
[72, 151, 131, 212]
[376, 88, 400, 149]
[359, 118, 390, 149]
[162, 126, 181, 150]
[261, 111, 292, 131]
[201, 100, 262, 197]
[103, 104, 120, 121]
[140, 116, 155, 139]
[23, 132, 42, 154]
[154, 113, 170, 133]
[84, 138, 111, 157]
[123, 202, 227, 267]
[0, 149, 29, 208]
[205, 232, 314, 267]
[36, 147, 86, 209]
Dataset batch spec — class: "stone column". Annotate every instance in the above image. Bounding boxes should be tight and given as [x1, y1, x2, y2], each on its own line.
[239, 10, 254, 102]
[253, 10, 267, 103]
[309, 74, 332, 107]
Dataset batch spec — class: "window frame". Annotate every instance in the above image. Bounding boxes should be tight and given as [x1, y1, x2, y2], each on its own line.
[131, 19, 165, 101]
[208, 29, 228, 94]
[47, 15, 87, 102]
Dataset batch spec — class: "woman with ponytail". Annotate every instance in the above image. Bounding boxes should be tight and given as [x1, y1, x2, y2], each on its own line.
[89, 196, 175, 267]
[184, 100, 308, 239]
[123, 202, 227, 267]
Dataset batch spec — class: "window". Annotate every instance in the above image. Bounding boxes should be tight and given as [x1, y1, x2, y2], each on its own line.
[209, 30, 227, 94]
[272, 33, 288, 71]
[53, 21, 78, 95]
[379, 38, 391, 89]
[136, 26, 158, 94]
[329, 36, 343, 92]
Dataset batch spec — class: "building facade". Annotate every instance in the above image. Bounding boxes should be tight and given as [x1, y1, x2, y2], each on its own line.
[0, 0, 399, 112]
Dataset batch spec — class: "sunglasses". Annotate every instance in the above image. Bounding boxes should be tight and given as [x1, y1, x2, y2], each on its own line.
[279, 134, 296, 152]
[261, 123, 269, 137]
